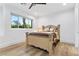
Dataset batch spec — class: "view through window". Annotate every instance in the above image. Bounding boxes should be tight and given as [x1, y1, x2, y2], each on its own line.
[11, 14, 32, 28]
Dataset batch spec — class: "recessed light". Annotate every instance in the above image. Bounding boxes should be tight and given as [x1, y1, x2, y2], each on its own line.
[63, 3, 67, 6]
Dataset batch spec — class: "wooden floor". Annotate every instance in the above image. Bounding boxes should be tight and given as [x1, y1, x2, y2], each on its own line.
[0, 42, 79, 56]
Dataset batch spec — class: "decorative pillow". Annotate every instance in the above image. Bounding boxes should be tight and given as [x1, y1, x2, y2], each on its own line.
[35, 26, 44, 32]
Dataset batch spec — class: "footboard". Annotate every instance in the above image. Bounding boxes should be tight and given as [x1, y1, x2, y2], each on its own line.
[27, 35, 50, 51]
[26, 32, 55, 55]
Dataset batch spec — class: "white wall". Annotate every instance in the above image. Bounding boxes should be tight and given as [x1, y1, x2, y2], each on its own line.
[75, 4, 79, 48]
[0, 5, 5, 36]
[37, 9, 75, 44]
[0, 4, 37, 48]
[0, 7, 4, 36]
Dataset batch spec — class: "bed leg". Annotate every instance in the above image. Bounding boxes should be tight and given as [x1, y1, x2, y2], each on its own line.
[49, 50, 53, 56]
[26, 38, 29, 48]
[48, 43, 54, 56]
[26, 42, 28, 48]
[25, 32, 29, 48]
[48, 33, 54, 56]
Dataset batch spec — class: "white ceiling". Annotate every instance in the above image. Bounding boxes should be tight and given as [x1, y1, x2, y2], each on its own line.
[6, 3, 75, 17]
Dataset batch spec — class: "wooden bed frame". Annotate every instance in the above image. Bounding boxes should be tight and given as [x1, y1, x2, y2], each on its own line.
[25, 25, 60, 55]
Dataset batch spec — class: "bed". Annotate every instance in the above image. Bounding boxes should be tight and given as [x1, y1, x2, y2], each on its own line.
[25, 25, 60, 55]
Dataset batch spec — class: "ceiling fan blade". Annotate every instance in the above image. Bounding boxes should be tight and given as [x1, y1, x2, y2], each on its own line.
[33, 3, 46, 5]
[29, 4, 33, 9]
[29, 3, 46, 9]
[29, 3, 37, 9]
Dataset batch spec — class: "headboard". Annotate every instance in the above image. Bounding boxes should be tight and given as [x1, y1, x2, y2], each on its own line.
[42, 25, 60, 40]
[42, 25, 60, 32]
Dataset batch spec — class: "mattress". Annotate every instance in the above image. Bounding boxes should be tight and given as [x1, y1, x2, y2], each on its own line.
[27, 32, 54, 36]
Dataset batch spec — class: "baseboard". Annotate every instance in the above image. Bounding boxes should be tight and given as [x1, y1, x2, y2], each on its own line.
[0, 42, 25, 52]
[60, 40, 75, 45]
[61, 42, 75, 46]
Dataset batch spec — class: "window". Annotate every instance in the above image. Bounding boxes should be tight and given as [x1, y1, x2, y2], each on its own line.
[11, 14, 32, 28]
[11, 15, 19, 28]
[25, 18, 32, 28]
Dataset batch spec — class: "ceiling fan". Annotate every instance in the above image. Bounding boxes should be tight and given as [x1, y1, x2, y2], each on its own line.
[29, 3, 46, 9]
[20, 3, 46, 9]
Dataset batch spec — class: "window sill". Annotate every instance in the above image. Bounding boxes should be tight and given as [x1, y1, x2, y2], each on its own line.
[9, 28, 33, 31]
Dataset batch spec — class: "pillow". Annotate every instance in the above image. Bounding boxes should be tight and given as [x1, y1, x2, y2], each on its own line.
[43, 27, 49, 32]
[36, 26, 44, 32]
[50, 28, 54, 32]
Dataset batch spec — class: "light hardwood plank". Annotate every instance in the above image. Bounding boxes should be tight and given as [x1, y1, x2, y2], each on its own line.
[0, 42, 79, 56]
